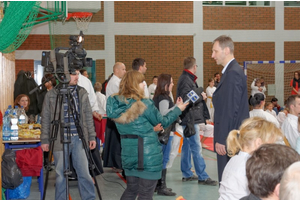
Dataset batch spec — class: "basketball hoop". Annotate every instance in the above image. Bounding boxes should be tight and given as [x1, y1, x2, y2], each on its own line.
[66, 12, 93, 31]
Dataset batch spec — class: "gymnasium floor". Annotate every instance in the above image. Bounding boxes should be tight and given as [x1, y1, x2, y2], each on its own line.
[21, 148, 219, 200]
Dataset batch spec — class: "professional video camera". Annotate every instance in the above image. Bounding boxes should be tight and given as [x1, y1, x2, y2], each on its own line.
[41, 31, 92, 76]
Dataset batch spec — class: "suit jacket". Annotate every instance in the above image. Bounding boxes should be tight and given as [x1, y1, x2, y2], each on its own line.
[212, 59, 249, 145]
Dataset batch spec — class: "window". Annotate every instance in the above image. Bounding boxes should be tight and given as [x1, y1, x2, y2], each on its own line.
[284, 1, 300, 6]
[203, 1, 270, 6]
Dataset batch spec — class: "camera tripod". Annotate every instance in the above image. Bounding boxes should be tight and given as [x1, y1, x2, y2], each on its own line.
[42, 81, 102, 200]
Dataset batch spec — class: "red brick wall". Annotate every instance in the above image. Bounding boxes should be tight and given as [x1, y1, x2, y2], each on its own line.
[114, 1, 193, 23]
[53, 35, 105, 50]
[115, 35, 193, 97]
[203, 7, 275, 30]
[18, 35, 51, 50]
[95, 59, 105, 83]
[90, 1, 104, 22]
[285, 7, 300, 29]
[15, 60, 34, 78]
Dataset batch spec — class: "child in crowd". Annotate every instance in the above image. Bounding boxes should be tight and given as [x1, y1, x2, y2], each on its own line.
[264, 102, 277, 118]
[94, 82, 106, 115]
[206, 78, 216, 122]
[218, 117, 283, 200]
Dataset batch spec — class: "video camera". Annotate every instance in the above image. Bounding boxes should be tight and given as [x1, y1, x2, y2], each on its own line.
[41, 31, 92, 77]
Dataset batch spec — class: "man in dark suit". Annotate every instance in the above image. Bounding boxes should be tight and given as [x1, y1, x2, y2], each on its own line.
[211, 35, 249, 182]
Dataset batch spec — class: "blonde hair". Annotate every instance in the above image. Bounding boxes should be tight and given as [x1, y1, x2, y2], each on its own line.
[118, 70, 145, 101]
[279, 161, 300, 200]
[227, 117, 283, 157]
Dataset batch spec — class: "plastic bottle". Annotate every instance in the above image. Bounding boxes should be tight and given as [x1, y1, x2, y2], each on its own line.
[6, 105, 12, 115]
[18, 106, 26, 125]
[14, 106, 19, 118]
[10, 111, 19, 141]
[2, 111, 11, 141]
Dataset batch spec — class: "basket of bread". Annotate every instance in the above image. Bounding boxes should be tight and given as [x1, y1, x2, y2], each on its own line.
[18, 124, 41, 139]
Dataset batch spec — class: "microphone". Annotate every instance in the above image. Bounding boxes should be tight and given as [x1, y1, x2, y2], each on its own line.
[184, 90, 200, 104]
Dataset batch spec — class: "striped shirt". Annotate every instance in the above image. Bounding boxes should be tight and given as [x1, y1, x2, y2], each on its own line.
[64, 85, 80, 136]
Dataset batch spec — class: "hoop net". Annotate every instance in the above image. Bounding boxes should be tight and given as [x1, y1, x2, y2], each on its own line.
[245, 61, 300, 103]
[67, 12, 93, 31]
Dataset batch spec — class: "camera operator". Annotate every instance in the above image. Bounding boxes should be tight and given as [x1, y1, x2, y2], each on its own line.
[41, 70, 96, 200]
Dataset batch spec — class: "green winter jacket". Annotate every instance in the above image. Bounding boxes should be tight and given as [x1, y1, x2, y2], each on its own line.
[106, 95, 181, 180]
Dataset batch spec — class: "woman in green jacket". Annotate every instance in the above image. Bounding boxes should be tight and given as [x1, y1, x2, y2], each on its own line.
[106, 70, 188, 200]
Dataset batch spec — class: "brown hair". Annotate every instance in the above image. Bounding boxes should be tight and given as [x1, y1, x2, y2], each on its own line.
[118, 70, 145, 101]
[286, 95, 300, 110]
[183, 57, 196, 70]
[213, 35, 234, 54]
[247, 144, 300, 198]
[94, 82, 102, 92]
[227, 117, 283, 157]
[153, 74, 172, 99]
[14, 94, 30, 111]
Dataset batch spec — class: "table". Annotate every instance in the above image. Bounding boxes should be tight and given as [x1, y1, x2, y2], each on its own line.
[3, 139, 43, 200]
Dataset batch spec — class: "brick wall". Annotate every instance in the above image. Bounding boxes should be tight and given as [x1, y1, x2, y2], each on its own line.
[18, 35, 51, 50]
[95, 59, 105, 83]
[90, 1, 104, 22]
[15, 60, 34, 78]
[115, 35, 193, 97]
[114, 1, 193, 23]
[53, 35, 105, 50]
[203, 7, 275, 30]
[285, 7, 300, 29]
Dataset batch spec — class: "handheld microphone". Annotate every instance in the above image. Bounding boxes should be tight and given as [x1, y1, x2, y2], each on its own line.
[184, 90, 200, 104]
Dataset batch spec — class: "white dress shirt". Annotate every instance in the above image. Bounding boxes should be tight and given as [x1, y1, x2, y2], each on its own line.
[249, 109, 280, 128]
[282, 114, 300, 149]
[219, 151, 251, 200]
[78, 73, 99, 113]
[96, 91, 106, 115]
[106, 75, 121, 98]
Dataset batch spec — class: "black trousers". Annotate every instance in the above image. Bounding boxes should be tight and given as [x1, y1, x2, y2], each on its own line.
[121, 176, 158, 200]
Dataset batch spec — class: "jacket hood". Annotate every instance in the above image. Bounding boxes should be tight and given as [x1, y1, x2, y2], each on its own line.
[107, 95, 147, 124]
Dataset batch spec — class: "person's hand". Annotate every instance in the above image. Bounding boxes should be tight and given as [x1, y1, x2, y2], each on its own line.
[89, 140, 96, 150]
[215, 142, 227, 156]
[154, 123, 163, 132]
[201, 92, 207, 100]
[206, 120, 213, 125]
[177, 101, 189, 111]
[41, 144, 49, 152]
[93, 111, 102, 121]
[258, 87, 263, 92]
[176, 96, 183, 105]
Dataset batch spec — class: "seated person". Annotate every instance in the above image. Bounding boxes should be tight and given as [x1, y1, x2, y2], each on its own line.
[241, 143, 300, 200]
[249, 94, 280, 128]
[264, 102, 277, 118]
[218, 117, 283, 200]
[279, 161, 300, 200]
[271, 97, 284, 115]
[14, 94, 30, 123]
[281, 95, 300, 150]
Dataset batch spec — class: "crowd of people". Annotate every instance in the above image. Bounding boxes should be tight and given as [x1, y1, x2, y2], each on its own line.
[11, 35, 300, 200]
